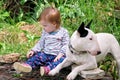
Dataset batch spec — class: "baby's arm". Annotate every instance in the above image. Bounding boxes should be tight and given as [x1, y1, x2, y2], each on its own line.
[31, 30, 45, 52]
[54, 53, 64, 62]
[54, 29, 70, 61]
[59, 29, 70, 55]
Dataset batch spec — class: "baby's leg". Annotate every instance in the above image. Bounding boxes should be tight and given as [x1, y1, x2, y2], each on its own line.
[46, 56, 65, 70]
[40, 55, 65, 76]
[13, 52, 49, 72]
[49, 58, 72, 76]
[26, 52, 49, 68]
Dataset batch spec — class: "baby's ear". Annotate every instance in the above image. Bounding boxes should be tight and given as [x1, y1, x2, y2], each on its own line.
[51, 21, 56, 25]
[52, 22, 58, 28]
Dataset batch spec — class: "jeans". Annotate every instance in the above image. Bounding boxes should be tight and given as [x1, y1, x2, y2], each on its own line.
[26, 52, 65, 70]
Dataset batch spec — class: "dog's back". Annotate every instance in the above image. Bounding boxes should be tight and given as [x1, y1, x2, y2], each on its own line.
[96, 33, 120, 62]
[96, 33, 120, 79]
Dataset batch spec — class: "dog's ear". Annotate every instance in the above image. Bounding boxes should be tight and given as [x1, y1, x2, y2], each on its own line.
[78, 22, 85, 33]
[86, 20, 93, 29]
[78, 22, 88, 37]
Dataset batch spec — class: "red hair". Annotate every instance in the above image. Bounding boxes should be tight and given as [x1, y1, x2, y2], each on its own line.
[38, 7, 61, 29]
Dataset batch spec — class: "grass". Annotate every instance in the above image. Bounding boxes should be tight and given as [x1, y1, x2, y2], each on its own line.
[0, 22, 42, 55]
[0, 0, 120, 79]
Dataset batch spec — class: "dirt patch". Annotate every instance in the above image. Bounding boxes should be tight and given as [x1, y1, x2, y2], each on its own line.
[0, 63, 84, 80]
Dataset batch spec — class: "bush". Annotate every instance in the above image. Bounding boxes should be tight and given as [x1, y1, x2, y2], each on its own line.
[0, 0, 120, 79]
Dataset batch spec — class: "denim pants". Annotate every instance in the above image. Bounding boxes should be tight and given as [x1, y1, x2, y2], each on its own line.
[26, 52, 65, 71]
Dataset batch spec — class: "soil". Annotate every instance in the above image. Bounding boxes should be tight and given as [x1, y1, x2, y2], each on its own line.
[0, 63, 84, 80]
[0, 62, 114, 80]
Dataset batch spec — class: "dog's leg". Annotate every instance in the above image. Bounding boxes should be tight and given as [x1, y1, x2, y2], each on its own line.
[113, 52, 120, 79]
[112, 53, 120, 79]
[110, 40, 120, 79]
[48, 58, 72, 76]
[97, 33, 120, 79]
[67, 63, 97, 80]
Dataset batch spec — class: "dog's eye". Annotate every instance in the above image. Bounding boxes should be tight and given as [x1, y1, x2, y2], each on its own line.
[89, 38, 92, 40]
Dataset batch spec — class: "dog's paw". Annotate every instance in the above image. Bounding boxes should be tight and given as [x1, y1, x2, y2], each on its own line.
[48, 69, 59, 76]
[67, 72, 77, 80]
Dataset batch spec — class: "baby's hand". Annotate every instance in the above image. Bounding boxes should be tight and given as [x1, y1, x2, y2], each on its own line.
[26, 50, 35, 58]
[54, 53, 64, 62]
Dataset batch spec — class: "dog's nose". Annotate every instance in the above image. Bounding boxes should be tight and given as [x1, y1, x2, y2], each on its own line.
[97, 51, 101, 55]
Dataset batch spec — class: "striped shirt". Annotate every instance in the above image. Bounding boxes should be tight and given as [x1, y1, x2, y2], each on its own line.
[31, 27, 70, 56]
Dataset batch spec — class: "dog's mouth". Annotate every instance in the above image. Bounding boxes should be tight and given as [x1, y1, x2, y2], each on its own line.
[88, 51, 101, 56]
[91, 53, 97, 56]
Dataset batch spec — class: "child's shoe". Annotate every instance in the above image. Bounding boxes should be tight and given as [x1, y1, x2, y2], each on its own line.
[40, 67, 45, 76]
[40, 66, 50, 76]
[13, 62, 32, 72]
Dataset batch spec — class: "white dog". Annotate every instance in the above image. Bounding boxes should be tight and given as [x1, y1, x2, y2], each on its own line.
[49, 21, 120, 80]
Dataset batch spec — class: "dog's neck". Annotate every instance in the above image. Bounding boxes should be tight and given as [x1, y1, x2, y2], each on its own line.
[69, 43, 88, 54]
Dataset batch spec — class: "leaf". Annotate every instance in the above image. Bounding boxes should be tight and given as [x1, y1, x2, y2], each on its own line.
[20, 0, 28, 5]
[0, 43, 6, 50]
[0, 11, 10, 20]
[0, 43, 2, 49]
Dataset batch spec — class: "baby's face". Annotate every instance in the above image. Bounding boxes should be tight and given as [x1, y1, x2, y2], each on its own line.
[40, 21, 57, 33]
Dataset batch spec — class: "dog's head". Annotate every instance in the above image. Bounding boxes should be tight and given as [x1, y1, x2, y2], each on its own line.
[70, 20, 101, 56]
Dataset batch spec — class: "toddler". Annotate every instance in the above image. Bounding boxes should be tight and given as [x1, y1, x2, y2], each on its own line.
[13, 7, 70, 76]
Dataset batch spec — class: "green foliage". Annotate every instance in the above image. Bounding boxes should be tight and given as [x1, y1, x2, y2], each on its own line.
[99, 54, 119, 79]
[12, 73, 23, 78]
[0, 0, 120, 79]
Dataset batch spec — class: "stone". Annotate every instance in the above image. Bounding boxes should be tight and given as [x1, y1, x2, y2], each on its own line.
[114, 9, 120, 19]
[80, 68, 105, 79]
[0, 75, 9, 80]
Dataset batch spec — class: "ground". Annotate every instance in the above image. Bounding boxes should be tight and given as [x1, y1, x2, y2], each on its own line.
[0, 63, 84, 80]
[0, 63, 113, 80]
